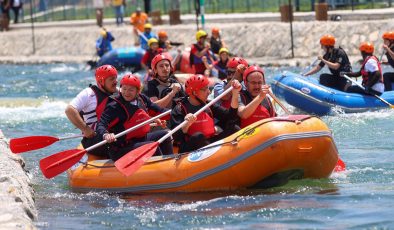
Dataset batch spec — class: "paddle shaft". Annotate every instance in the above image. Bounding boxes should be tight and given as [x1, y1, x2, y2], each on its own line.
[268, 91, 290, 115]
[157, 86, 234, 144]
[343, 74, 393, 107]
[58, 134, 84, 141]
[301, 58, 319, 75]
[137, 30, 149, 42]
[85, 110, 171, 152]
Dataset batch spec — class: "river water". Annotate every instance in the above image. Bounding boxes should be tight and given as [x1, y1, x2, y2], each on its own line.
[0, 63, 393, 229]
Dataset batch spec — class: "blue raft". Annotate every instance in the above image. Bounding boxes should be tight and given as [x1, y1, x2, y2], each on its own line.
[97, 47, 146, 69]
[271, 71, 394, 116]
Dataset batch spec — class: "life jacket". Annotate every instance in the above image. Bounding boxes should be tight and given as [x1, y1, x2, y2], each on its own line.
[80, 85, 112, 130]
[149, 77, 184, 109]
[180, 102, 215, 138]
[360, 55, 383, 85]
[240, 91, 275, 128]
[210, 37, 222, 54]
[115, 95, 151, 140]
[189, 43, 211, 66]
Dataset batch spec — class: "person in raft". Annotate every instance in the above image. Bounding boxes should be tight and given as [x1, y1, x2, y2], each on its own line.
[303, 34, 352, 91]
[96, 74, 173, 161]
[96, 28, 115, 57]
[170, 75, 242, 153]
[382, 31, 394, 91]
[344, 42, 384, 95]
[65, 65, 118, 157]
[144, 52, 186, 109]
[237, 65, 276, 129]
[190, 30, 214, 75]
[214, 57, 249, 109]
[140, 38, 163, 76]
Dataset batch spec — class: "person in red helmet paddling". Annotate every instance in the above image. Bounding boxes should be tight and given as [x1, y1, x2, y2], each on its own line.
[170, 75, 241, 153]
[145, 52, 186, 109]
[96, 74, 172, 161]
[344, 42, 384, 95]
[303, 34, 352, 91]
[237, 65, 276, 128]
[65, 65, 118, 157]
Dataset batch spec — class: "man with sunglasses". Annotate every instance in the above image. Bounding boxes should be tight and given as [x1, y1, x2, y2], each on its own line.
[237, 65, 276, 128]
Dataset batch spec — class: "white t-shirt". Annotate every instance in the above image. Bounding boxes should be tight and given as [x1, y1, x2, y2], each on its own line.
[364, 58, 384, 93]
[69, 88, 98, 129]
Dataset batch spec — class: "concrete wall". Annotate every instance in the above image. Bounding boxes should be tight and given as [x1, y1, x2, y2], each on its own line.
[0, 19, 393, 63]
[0, 130, 36, 230]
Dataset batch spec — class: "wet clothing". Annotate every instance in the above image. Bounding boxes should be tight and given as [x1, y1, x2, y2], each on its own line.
[96, 32, 115, 57]
[170, 97, 239, 153]
[318, 47, 352, 91]
[96, 93, 172, 161]
[70, 85, 113, 157]
[144, 76, 186, 108]
[213, 59, 228, 80]
[384, 46, 394, 91]
[239, 90, 276, 128]
[190, 43, 213, 74]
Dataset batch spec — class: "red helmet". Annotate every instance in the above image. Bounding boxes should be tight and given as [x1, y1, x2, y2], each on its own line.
[320, 34, 336, 47]
[120, 74, 141, 89]
[95, 65, 118, 86]
[243, 65, 265, 83]
[151, 52, 173, 70]
[185, 74, 210, 96]
[226, 57, 249, 69]
[359, 42, 374, 54]
[382, 31, 394, 41]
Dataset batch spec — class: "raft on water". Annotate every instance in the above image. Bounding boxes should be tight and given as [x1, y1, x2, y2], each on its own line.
[68, 115, 339, 193]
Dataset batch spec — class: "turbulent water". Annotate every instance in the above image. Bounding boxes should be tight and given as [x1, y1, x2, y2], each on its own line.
[0, 63, 393, 229]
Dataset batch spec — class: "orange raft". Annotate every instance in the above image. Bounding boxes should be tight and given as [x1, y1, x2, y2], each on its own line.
[68, 115, 339, 193]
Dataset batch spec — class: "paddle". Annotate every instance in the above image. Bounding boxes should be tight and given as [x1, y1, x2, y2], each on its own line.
[115, 86, 235, 176]
[301, 58, 319, 76]
[343, 74, 394, 108]
[39, 110, 171, 179]
[268, 90, 346, 172]
[10, 134, 83, 154]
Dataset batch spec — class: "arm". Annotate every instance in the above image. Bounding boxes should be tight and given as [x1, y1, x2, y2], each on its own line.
[238, 85, 270, 119]
[365, 71, 382, 88]
[152, 84, 181, 108]
[303, 64, 322, 76]
[193, 44, 211, 58]
[319, 55, 341, 70]
[384, 44, 394, 61]
[65, 105, 94, 138]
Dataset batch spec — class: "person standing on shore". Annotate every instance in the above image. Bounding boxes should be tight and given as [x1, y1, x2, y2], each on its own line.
[303, 35, 352, 91]
[10, 0, 22, 24]
[0, 0, 10, 31]
[65, 65, 118, 157]
[111, 0, 125, 26]
[93, 0, 105, 27]
[382, 31, 394, 91]
[130, 7, 148, 46]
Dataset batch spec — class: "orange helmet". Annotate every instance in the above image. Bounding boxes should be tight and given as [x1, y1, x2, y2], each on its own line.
[211, 27, 220, 35]
[359, 42, 374, 54]
[382, 31, 394, 41]
[320, 35, 336, 46]
[158, 30, 168, 38]
[95, 65, 118, 87]
[243, 65, 265, 83]
[120, 74, 141, 90]
[185, 75, 210, 96]
[151, 52, 173, 71]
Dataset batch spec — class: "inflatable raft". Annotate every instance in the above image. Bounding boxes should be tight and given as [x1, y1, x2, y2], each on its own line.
[96, 47, 146, 69]
[68, 115, 339, 193]
[271, 72, 394, 116]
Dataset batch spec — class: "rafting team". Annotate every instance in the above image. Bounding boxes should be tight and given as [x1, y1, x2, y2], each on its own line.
[72, 29, 394, 163]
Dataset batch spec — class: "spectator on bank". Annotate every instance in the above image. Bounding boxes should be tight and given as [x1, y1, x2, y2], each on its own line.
[10, 0, 22, 24]
[112, 0, 125, 26]
[130, 7, 148, 46]
[0, 0, 10, 31]
[93, 0, 105, 27]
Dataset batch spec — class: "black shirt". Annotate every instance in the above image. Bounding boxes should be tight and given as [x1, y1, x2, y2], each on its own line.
[319, 47, 352, 76]
[144, 76, 186, 108]
[386, 46, 394, 68]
